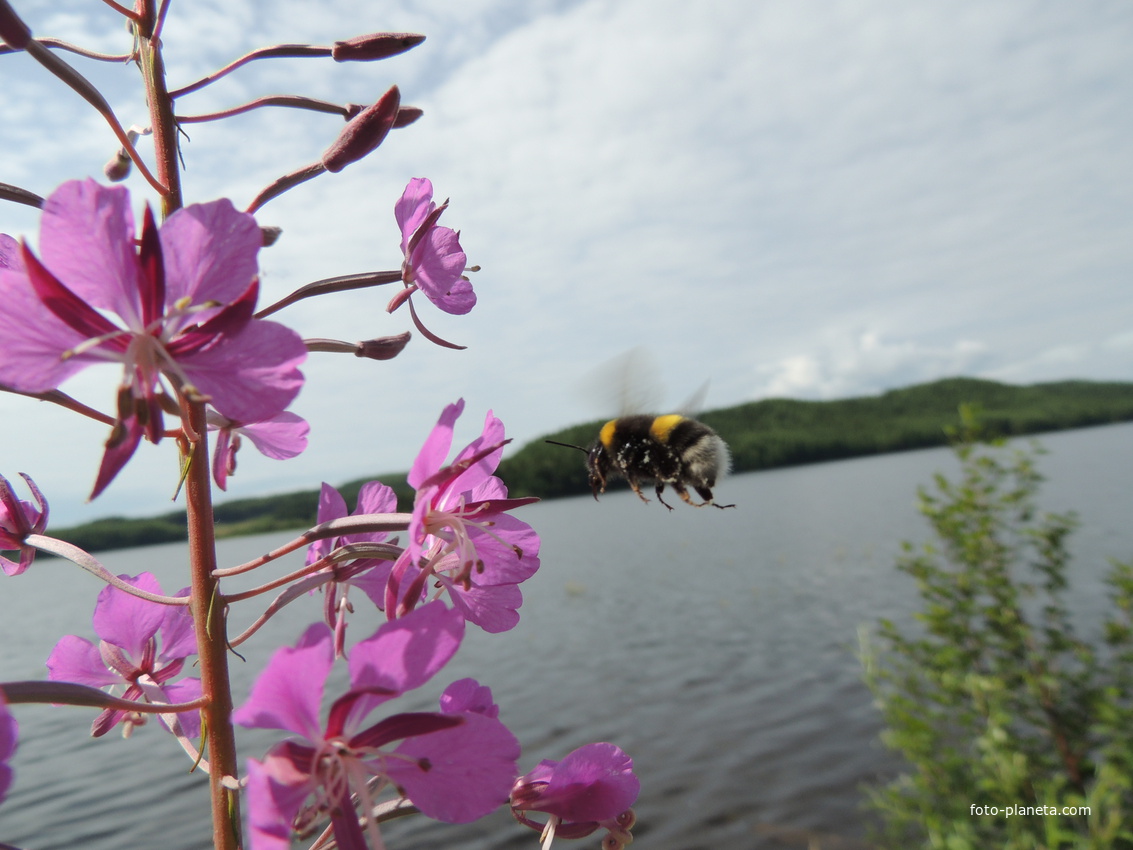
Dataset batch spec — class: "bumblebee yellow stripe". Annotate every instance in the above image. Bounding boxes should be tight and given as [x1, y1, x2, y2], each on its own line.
[649, 414, 685, 443]
[599, 420, 619, 447]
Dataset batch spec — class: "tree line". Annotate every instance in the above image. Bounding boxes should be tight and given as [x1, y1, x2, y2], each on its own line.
[39, 377, 1133, 552]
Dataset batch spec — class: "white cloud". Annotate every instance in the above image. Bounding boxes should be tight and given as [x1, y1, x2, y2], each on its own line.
[2, 0, 1132, 524]
[756, 330, 989, 400]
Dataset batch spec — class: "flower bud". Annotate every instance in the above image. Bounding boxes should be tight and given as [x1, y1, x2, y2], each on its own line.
[332, 32, 425, 62]
[356, 332, 411, 360]
[103, 147, 132, 182]
[260, 225, 282, 246]
[343, 104, 423, 127]
[0, 0, 33, 50]
[321, 85, 401, 174]
[394, 106, 424, 128]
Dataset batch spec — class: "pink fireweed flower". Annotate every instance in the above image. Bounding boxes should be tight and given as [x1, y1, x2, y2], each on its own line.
[0, 690, 16, 805]
[305, 480, 400, 657]
[0, 179, 307, 498]
[385, 400, 540, 633]
[233, 603, 520, 850]
[46, 572, 201, 738]
[390, 178, 475, 316]
[208, 410, 309, 491]
[510, 743, 640, 849]
[0, 473, 48, 576]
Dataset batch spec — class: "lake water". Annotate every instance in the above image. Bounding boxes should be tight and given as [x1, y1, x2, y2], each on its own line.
[2, 423, 1131, 850]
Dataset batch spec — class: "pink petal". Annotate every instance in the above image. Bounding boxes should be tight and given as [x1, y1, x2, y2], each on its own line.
[413, 226, 474, 314]
[45, 635, 120, 688]
[158, 588, 197, 660]
[428, 276, 476, 314]
[394, 178, 435, 252]
[439, 678, 499, 718]
[353, 480, 398, 516]
[38, 179, 142, 319]
[307, 483, 349, 565]
[407, 400, 464, 490]
[532, 743, 640, 823]
[0, 233, 22, 270]
[240, 412, 309, 460]
[178, 319, 306, 423]
[446, 581, 522, 634]
[233, 624, 332, 740]
[0, 267, 91, 392]
[316, 482, 349, 525]
[211, 426, 234, 491]
[443, 413, 506, 498]
[341, 481, 398, 548]
[348, 561, 395, 609]
[245, 756, 316, 850]
[467, 516, 541, 584]
[348, 601, 464, 699]
[92, 573, 166, 658]
[161, 677, 203, 738]
[387, 712, 520, 823]
[160, 198, 261, 307]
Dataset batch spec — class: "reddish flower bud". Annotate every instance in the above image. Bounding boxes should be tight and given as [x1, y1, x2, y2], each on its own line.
[343, 103, 423, 127]
[0, 0, 33, 49]
[332, 32, 425, 62]
[395, 106, 424, 128]
[321, 85, 401, 173]
[356, 332, 411, 360]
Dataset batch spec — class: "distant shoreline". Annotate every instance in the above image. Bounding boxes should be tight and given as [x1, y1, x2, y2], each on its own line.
[35, 377, 1133, 553]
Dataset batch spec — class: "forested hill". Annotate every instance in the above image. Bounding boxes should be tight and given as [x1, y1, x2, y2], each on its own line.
[43, 377, 1133, 552]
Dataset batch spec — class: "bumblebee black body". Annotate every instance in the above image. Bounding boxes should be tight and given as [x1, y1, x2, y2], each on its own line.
[585, 414, 734, 510]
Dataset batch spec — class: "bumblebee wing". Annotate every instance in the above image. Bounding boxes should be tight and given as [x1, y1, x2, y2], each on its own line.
[582, 346, 663, 416]
[678, 380, 710, 417]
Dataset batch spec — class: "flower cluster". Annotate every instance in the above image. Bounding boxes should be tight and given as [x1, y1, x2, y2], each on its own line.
[0, 473, 47, 576]
[0, 7, 641, 840]
[511, 743, 640, 849]
[386, 399, 542, 632]
[0, 171, 638, 847]
[306, 479, 401, 657]
[47, 573, 201, 738]
[393, 177, 474, 315]
[234, 604, 521, 849]
[387, 178, 476, 348]
[0, 179, 307, 498]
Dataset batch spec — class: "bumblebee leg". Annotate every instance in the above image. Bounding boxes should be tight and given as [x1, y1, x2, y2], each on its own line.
[628, 476, 652, 504]
[654, 482, 675, 511]
[692, 485, 736, 510]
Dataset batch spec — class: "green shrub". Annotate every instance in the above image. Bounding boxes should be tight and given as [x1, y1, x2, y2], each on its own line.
[861, 406, 1133, 849]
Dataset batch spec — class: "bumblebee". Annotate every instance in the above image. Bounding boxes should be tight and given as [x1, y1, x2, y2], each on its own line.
[549, 414, 735, 510]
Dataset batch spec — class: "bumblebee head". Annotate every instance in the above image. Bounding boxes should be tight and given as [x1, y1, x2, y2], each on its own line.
[586, 442, 611, 499]
[545, 437, 611, 500]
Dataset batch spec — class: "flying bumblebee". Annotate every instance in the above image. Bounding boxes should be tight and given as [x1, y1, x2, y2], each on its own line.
[548, 412, 734, 510]
[547, 348, 735, 510]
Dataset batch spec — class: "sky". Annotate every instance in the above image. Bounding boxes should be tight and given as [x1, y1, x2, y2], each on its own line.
[1, 0, 1131, 526]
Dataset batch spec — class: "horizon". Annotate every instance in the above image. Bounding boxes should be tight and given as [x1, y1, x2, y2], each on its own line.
[43, 373, 1131, 530]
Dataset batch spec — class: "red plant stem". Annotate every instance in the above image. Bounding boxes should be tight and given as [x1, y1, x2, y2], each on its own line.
[136, 0, 181, 216]
[183, 397, 243, 850]
[170, 43, 332, 99]
[135, 1, 238, 841]
[177, 93, 351, 124]
[100, 0, 140, 19]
